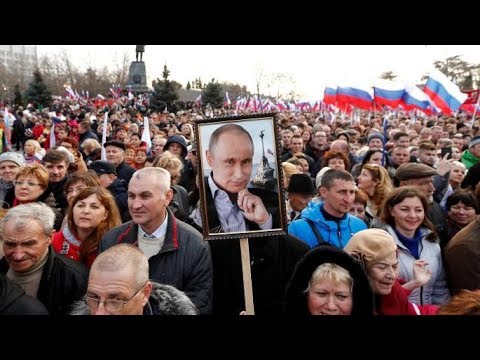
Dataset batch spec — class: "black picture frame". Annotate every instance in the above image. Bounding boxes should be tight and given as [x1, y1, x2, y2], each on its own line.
[193, 113, 286, 240]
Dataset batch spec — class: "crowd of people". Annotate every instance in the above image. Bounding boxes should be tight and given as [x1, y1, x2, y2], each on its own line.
[1, 92, 480, 315]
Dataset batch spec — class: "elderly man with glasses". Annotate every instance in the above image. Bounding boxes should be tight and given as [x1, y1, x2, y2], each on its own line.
[71, 243, 198, 315]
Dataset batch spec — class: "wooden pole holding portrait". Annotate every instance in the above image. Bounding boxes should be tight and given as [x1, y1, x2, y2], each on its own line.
[194, 113, 288, 316]
[239, 237, 255, 315]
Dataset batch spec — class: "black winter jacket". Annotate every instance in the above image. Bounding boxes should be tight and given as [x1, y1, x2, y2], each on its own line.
[0, 247, 88, 315]
[0, 273, 49, 315]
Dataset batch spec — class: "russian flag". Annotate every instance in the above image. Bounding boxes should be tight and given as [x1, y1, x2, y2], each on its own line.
[423, 69, 468, 115]
[323, 86, 337, 105]
[373, 80, 405, 108]
[403, 83, 434, 112]
[337, 86, 373, 110]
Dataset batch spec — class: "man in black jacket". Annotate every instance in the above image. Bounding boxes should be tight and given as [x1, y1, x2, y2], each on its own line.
[0, 203, 88, 315]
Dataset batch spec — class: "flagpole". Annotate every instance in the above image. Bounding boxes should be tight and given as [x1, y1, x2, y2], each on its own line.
[101, 112, 109, 161]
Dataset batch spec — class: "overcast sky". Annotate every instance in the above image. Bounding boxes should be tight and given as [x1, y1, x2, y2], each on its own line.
[36, 45, 480, 100]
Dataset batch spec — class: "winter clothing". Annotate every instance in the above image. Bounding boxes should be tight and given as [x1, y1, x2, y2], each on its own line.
[209, 233, 308, 315]
[100, 207, 213, 314]
[461, 150, 480, 170]
[70, 282, 198, 315]
[0, 246, 88, 315]
[0, 152, 25, 167]
[284, 245, 374, 315]
[288, 202, 367, 249]
[0, 273, 49, 315]
[383, 225, 450, 306]
[115, 161, 136, 185]
[163, 135, 188, 158]
[444, 215, 480, 293]
[377, 281, 439, 315]
[107, 178, 130, 223]
[52, 225, 97, 268]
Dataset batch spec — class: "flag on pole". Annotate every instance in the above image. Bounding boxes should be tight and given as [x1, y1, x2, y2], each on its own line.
[423, 69, 467, 115]
[101, 112, 109, 161]
[141, 116, 152, 153]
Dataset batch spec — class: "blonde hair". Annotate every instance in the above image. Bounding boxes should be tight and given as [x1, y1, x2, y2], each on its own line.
[25, 139, 42, 154]
[15, 163, 49, 190]
[82, 139, 102, 155]
[282, 162, 300, 188]
[152, 150, 183, 172]
[305, 263, 353, 293]
[362, 164, 393, 214]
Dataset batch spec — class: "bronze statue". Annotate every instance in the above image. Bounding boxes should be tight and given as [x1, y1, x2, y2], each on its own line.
[135, 45, 145, 62]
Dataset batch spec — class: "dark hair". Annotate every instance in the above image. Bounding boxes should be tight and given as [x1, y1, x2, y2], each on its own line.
[446, 190, 479, 213]
[361, 149, 384, 166]
[393, 132, 408, 141]
[380, 186, 437, 241]
[64, 171, 100, 195]
[209, 124, 253, 153]
[42, 149, 70, 166]
[320, 169, 354, 189]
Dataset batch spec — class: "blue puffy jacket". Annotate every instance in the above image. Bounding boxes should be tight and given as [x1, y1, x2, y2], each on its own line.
[288, 201, 367, 249]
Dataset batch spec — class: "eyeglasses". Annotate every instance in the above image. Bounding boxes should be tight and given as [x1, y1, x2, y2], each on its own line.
[13, 180, 41, 187]
[84, 282, 147, 313]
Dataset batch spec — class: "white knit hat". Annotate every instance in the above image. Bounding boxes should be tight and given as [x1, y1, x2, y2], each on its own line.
[0, 152, 25, 167]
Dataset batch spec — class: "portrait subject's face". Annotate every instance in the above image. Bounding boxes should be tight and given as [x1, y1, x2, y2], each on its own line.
[206, 131, 253, 194]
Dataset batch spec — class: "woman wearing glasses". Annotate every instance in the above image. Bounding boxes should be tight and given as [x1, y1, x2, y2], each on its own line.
[14, 163, 53, 206]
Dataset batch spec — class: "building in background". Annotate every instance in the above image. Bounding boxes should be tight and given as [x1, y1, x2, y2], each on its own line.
[0, 45, 38, 100]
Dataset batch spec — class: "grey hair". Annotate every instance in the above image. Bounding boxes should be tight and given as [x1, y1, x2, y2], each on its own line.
[92, 244, 149, 288]
[0, 202, 55, 236]
[131, 167, 171, 192]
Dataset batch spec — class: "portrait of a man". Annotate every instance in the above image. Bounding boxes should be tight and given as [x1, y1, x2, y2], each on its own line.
[195, 116, 285, 239]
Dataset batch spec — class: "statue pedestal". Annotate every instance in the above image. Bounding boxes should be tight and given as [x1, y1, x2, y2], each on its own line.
[127, 61, 150, 93]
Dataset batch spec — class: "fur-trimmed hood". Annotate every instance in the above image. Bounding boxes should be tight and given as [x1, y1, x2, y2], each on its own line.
[284, 245, 374, 315]
[70, 282, 198, 315]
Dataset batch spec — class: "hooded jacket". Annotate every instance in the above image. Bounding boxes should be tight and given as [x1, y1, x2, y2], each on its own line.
[0, 273, 49, 315]
[284, 245, 374, 315]
[70, 282, 198, 315]
[288, 202, 367, 249]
